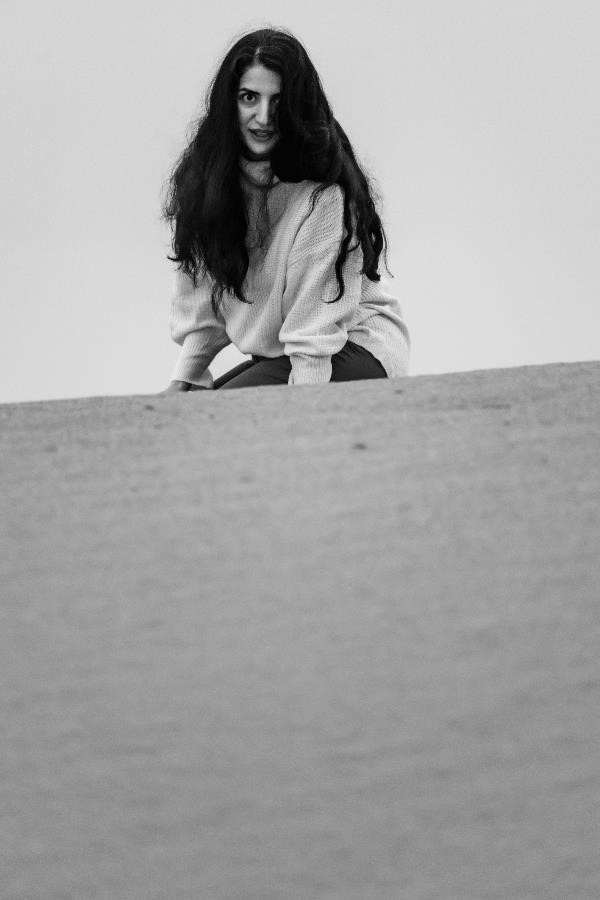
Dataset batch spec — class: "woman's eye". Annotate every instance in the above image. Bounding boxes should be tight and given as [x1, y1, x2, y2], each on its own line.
[239, 93, 279, 106]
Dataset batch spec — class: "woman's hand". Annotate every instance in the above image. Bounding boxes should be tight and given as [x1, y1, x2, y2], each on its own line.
[159, 380, 209, 396]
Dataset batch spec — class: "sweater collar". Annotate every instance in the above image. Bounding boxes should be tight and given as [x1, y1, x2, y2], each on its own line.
[239, 154, 280, 189]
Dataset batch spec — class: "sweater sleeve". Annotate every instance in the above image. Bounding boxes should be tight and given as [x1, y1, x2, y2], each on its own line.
[169, 268, 231, 385]
[279, 184, 363, 385]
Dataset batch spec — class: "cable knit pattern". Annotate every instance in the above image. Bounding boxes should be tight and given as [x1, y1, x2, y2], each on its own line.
[170, 157, 410, 386]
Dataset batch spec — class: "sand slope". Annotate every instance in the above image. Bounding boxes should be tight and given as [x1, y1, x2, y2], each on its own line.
[2, 361, 599, 899]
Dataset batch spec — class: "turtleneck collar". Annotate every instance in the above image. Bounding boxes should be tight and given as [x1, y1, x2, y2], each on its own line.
[239, 154, 280, 189]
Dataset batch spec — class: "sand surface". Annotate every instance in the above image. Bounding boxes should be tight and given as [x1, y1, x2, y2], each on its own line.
[2, 361, 599, 899]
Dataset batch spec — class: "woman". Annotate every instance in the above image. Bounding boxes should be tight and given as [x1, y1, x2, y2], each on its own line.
[162, 27, 410, 392]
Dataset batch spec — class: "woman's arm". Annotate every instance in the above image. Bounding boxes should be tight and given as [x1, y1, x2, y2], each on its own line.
[279, 184, 363, 385]
[169, 268, 231, 387]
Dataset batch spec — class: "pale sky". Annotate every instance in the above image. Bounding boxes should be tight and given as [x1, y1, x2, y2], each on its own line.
[1, 0, 599, 403]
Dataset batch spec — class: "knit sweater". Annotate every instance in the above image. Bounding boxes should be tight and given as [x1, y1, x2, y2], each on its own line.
[170, 156, 410, 386]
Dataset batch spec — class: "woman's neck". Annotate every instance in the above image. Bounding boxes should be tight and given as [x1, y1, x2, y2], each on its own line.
[239, 153, 279, 189]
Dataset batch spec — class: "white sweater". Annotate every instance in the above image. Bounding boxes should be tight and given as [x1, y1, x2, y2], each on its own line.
[170, 156, 410, 386]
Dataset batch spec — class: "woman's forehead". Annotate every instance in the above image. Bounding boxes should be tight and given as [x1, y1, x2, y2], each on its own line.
[239, 64, 281, 93]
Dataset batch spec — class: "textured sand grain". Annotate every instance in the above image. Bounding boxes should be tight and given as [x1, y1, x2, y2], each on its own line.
[2, 361, 599, 899]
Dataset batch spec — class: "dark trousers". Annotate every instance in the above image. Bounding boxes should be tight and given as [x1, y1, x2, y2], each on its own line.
[212, 340, 387, 389]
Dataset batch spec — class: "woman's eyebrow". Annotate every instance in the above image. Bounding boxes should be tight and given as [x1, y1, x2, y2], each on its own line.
[238, 87, 280, 97]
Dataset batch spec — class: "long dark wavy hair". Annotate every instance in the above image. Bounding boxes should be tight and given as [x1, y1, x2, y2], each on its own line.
[162, 26, 392, 315]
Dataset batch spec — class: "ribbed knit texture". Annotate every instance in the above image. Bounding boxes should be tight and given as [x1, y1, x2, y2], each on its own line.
[170, 156, 410, 386]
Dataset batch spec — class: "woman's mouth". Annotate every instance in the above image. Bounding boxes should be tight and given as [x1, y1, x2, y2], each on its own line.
[250, 130, 275, 141]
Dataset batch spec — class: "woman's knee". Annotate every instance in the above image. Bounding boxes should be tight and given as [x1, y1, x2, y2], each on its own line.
[331, 341, 387, 381]
[218, 357, 291, 388]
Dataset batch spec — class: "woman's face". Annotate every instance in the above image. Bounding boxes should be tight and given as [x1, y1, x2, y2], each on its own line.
[237, 63, 281, 159]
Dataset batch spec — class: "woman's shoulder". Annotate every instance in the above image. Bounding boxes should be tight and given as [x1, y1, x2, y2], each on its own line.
[264, 181, 346, 245]
[277, 179, 344, 218]
[295, 179, 343, 199]
[278, 177, 342, 195]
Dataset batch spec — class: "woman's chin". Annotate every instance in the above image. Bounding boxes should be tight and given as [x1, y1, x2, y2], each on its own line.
[241, 144, 273, 161]
[243, 133, 279, 156]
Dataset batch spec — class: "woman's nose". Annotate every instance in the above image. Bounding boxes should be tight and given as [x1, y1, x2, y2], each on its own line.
[255, 100, 274, 126]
